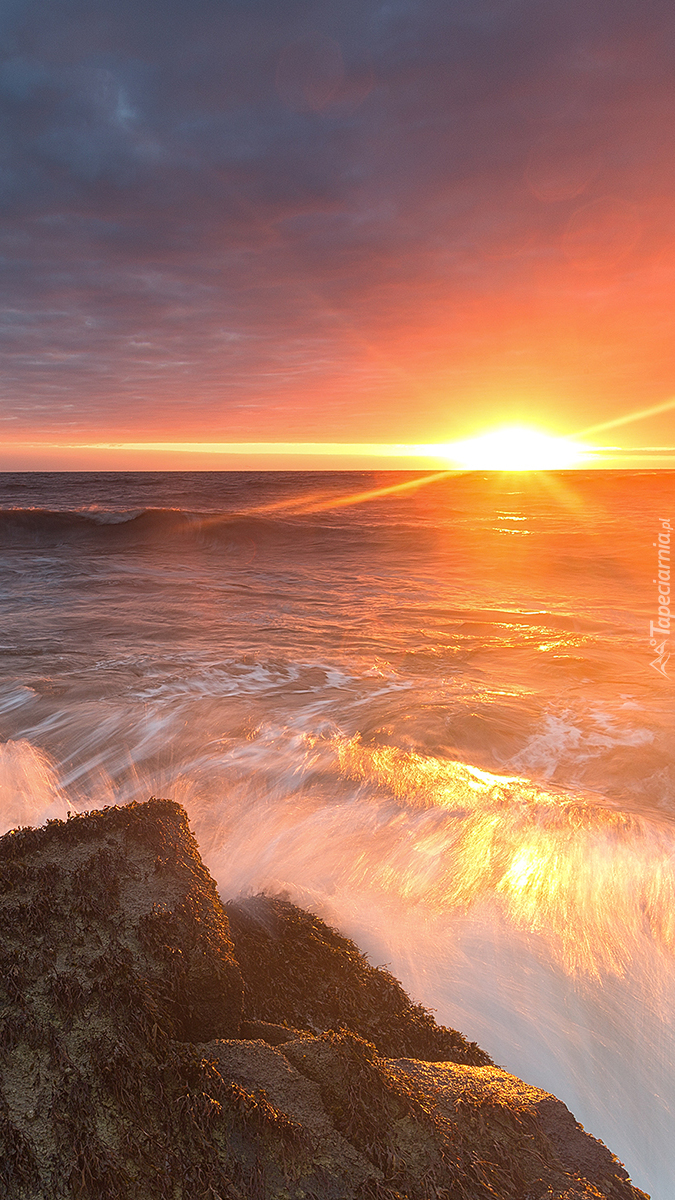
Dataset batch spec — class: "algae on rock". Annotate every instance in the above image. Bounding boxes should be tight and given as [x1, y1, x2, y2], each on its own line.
[0, 799, 246, 1197]
[0, 799, 650, 1200]
[227, 893, 490, 1065]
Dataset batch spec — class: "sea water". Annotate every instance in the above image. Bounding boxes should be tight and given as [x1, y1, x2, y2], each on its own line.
[0, 469, 672, 1197]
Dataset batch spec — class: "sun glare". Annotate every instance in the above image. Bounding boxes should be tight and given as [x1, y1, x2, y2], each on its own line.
[443, 426, 590, 471]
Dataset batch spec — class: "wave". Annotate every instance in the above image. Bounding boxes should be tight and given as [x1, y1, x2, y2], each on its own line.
[0, 506, 349, 550]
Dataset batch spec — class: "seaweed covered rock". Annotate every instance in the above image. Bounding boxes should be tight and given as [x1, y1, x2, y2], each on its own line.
[202, 1031, 649, 1200]
[388, 1057, 645, 1200]
[227, 892, 490, 1064]
[199, 1037, 380, 1196]
[0, 799, 650, 1200]
[0, 798, 243, 1043]
[0, 799, 246, 1197]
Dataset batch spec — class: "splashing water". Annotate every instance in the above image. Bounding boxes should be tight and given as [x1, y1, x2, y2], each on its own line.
[194, 731, 675, 1198]
[0, 740, 70, 830]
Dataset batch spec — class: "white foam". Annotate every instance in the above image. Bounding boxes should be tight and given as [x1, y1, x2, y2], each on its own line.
[0, 740, 70, 833]
[84, 508, 145, 524]
[511, 707, 655, 778]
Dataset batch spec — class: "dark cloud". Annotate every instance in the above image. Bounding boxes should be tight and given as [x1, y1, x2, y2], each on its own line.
[2, 0, 675, 443]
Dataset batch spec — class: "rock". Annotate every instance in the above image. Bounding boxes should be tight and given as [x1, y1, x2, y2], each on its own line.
[0, 799, 245, 1197]
[0, 798, 650, 1200]
[0, 797, 243, 1043]
[389, 1058, 645, 1200]
[227, 892, 491, 1064]
[239, 1018, 307, 1045]
[200, 1037, 379, 1196]
[278, 1032, 651, 1200]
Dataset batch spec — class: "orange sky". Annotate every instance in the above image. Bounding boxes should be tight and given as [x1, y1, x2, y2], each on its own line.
[2, 1, 675, 469]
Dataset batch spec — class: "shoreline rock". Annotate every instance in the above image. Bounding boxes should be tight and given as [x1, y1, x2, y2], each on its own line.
[227, 892, 490, 1065]
[0, 799, 649, 1199]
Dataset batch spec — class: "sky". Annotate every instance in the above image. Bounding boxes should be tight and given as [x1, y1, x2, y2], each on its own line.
[2, 0, 675, 469]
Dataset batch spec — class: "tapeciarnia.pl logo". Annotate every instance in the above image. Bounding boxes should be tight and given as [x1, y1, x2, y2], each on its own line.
[649, 517, 671, 678]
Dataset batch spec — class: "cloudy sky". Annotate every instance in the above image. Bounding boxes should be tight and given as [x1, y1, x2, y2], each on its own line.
[2, 0, 675, 468]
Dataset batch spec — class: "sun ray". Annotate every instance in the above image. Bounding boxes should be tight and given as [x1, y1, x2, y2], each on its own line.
[574, 395, 675, 437]
[239, 470, 455, 517]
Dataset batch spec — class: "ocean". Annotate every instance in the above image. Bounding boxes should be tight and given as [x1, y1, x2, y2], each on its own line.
[0, 468, 673, 1197]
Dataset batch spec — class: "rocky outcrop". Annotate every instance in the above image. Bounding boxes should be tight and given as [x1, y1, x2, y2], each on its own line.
[0, 799, 243, 1197]
[0, 799, 649, 1200]
[388, 1058, 643, 1200]
[227, 893, 490, 1064]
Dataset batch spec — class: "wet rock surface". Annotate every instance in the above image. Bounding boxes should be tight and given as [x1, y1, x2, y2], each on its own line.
[0, 799, 649, 1199]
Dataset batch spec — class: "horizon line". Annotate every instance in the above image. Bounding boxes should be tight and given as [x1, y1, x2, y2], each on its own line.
[2, 439, 675, 466]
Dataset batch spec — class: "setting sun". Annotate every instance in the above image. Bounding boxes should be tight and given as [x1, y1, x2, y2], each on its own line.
[442, 426, 591, 471]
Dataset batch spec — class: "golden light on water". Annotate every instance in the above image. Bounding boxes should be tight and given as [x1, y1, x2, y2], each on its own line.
[333, 737, 675, 984]
[440, 426, 591, 471]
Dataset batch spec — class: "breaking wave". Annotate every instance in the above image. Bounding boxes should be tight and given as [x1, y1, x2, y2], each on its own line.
[0, 506, 334, 553]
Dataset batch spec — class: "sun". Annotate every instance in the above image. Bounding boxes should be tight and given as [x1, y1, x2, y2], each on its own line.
[442, 426, 590, 471]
